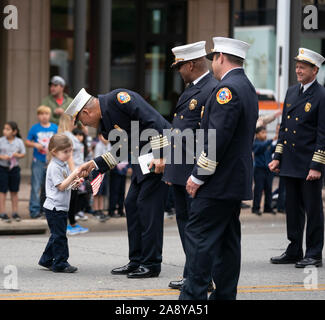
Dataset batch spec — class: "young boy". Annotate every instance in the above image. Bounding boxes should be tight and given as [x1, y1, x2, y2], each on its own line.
[25, 106, 58, 219]
[252, 126, 276, 216]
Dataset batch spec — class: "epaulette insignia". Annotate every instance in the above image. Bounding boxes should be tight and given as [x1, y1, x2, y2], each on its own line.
[216, 88, 232, 104]
[117, 92, 131, 104]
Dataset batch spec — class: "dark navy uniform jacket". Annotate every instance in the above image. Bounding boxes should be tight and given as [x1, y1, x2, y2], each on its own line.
[163, 72, 218, 186]
[94, 89, 171, 184]
[274, 80, 325, 178]
[191, 68, 259, 201]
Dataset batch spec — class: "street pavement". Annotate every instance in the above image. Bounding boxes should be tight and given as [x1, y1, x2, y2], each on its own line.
[0, 176, 324, 300]
[0, 211, 324, 300]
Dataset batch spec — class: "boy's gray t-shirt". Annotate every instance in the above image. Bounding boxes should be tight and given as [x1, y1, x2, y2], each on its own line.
[0, 137, 26, 168]
[43, 157, 71, 212]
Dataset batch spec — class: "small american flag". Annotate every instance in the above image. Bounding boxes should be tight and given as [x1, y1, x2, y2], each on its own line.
[91, 173, 105, 196]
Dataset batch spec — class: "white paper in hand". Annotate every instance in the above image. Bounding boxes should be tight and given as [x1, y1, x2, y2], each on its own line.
[138, 153, 154, 175]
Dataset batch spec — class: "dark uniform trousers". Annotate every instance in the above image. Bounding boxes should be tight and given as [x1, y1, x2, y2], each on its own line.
[179, 69, 259, 300]
[180, 198, 241, 300]
[124, 173, 168, 272]
[163, 72, 219, 279]
[285, 177, 324, 259]
[173, 184, 192, 278]
[94, 89, 171, 272]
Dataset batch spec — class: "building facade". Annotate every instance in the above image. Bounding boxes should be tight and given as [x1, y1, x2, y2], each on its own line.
[1, 0, 325, 170]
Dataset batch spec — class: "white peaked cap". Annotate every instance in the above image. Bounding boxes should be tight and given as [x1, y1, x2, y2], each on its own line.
[171, 41, 207, 67]
[65, 88, 92, 119]
[207, 37, 250, 60]
[295, 48, 325, 68]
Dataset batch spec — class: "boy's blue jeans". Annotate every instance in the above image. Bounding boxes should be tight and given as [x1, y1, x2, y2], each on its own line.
[39, 208, 70, 271]
[29, 159, 47, 217]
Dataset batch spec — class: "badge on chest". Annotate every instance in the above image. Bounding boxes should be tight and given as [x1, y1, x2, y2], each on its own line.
[189, 99, 198, 111]
[305, 103, 311, 113]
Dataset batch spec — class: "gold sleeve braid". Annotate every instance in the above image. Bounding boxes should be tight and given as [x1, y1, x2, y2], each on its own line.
[197, 151, 219, 173]
[150, 135, 169, 150]
[312, 150, 325, 165]
[101, 152, 118, 169]
[275, 144, 284, 154]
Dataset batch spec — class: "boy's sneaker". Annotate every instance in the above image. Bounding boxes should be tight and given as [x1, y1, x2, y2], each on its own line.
[75, 224, 89, 234]
[0, 214, 11, 223]
[12, 213, 21, 222]
[95, 211, 109, 222]
[67, 225, 80, 236]
[75, 211, 88, 221]
[53, 265, 78, 273]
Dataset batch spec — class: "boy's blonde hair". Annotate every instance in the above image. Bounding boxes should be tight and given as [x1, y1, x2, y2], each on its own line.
[58, 114, 74, 134]
[37, 105, 52, 115]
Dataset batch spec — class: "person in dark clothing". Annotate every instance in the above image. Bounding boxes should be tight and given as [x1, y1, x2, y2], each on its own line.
[252, 126, 276, 215]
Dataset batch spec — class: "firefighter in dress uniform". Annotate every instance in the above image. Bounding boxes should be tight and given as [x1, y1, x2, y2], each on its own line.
[163, 41, 218, 291]
[269, 48, 325, 268]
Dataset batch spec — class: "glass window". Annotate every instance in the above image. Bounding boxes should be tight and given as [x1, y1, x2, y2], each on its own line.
[233, 0, 277, 27]
[51, 0, 74, 31]
[111, 41, 137, 90]
[112, 0, 136, 33]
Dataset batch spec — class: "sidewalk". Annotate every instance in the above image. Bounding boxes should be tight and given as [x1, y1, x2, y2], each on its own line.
[1, 175, 325, 235]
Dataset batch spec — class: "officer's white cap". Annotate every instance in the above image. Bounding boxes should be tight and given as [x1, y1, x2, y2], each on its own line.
[65, 88, 92, 119]
[207, 37, 250, 61]
[171, 41, 207, 68]
[295, 48, 325, 68]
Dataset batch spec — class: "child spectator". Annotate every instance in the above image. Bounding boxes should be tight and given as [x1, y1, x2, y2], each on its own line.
[109, 162, 129, 217]
[252, 126, 276, 216]
[58, 114, 88, 235]
[72, 128, 92, 221]
[38, 134, 82, 273]
[92, 133, 111, 222]
[26, 106, 58, 219]
[0, 122, 26, 223]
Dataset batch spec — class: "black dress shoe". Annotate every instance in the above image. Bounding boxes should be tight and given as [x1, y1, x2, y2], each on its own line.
[169, 278, 186, 289]
[252, 209, 262, 216]
[264, 208, 276, 215]
[127, 266, 160, 278]
[111, 263, 139, 275]
[270, 252, 302, 264]
[168, 278, 214, 292]
[295, 258, 323, 268]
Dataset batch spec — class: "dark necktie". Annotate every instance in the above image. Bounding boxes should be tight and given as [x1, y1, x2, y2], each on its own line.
[299, 86, 304, 96]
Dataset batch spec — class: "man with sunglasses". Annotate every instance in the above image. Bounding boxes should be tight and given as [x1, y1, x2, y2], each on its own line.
[163, 41, 218, 292]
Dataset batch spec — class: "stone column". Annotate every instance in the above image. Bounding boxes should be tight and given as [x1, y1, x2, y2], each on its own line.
[0, 0, 50, 171]
[187, 0, 230, 51]
[73, 0, 87, 95]
[97, 0, 112, 94]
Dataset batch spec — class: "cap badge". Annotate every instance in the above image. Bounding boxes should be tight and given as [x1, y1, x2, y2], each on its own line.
[189, 99, 198, 111]
[117, 92, 131, 104]
[217, 88, 233, 105]
[305, 103, 311, 113]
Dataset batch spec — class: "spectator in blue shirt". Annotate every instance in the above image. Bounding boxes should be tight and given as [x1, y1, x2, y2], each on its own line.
[252, 126, 276, 216]
[25, 106, 58, 219]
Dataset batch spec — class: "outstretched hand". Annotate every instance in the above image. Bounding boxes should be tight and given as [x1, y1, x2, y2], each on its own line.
[78, 161, 96, 178]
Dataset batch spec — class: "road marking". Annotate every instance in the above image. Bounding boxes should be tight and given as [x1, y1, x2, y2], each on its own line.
[1, 284, 325, 300]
